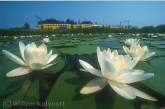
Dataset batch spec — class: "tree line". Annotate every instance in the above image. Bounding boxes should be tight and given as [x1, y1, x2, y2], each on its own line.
[0, 24, 165, 36]
[0, 17, 165, 36]
[38, 18, 93, 25]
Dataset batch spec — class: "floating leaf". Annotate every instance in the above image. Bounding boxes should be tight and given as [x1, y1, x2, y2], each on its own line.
[23, 79, 39, 103]
[42, 57, 65, 74]
[134, 59, 165, 96]
[59, 45, 106, 55]
[45, 70, 97, 109]
[0, 79, 31, 108]
[112, 95, 136, 109]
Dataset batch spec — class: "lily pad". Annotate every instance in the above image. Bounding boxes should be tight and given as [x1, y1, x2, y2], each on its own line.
[45, 70, 97, 109]
[41, 57, 65, 74]
[0, 79, 31, 108]
[134, 59, 165, 96]
[23, 79, 39, 103]
[155, 45, 165, 49]
[112, 95, 136, 109]
[0, 77, 25, 97]
[149, 48, 165, 57]
[59, 45, 106, 55]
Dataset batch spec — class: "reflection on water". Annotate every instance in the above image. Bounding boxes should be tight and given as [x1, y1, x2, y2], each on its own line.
[99, 41, 124, 48]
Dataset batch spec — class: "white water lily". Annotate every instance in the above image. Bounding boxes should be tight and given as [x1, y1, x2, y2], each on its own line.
[79, 47, 157, 101]
[42, 38, 50, 43]
[124, 38, 139, 45]
[123, 44, 155, 61]
[2, 41, 58, 77]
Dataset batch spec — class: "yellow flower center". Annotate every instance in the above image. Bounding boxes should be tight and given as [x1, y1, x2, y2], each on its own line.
[39, 50, 43, 53]
[30, 49, 43, 53]
[138, 48, 143, 52]
[30, 49, 34, 52]
[120, 63, 124, 68]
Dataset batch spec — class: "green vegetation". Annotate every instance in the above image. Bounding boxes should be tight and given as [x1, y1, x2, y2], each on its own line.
[1, 34, 165, 109]
[0, 18, 165, 36]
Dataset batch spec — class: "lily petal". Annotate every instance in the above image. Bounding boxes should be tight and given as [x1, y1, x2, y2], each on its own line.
[30, 62, 43, 70]
[113, 69, 135, 81]
[102, 50, 111, 61]
[109, 81, 136, 100]
[122, 57, 139, 69]
[80, 77, 108, 94]
[41, 62, 58, 69]
[79, 60, 102, 77]
[124, 84, 157, 101]
[44, 50, 52, 64]
[38, 43, 47, 51]
[132, 69, 144, 74]
[117, 73, 154, 83]
[97, 47, 102, 66]
[142, 52, 155, 60]
[111, 57, 120, 70]
[111, 50, 118, 57]
[24, 49, 34, 65]
[47, 54, 58, 64]
[123, 46, 129, 54]
[6, 67, 33, 77]
[19, 41, 26, 60]
[101, 59, 116, 79]
[2, 50, 27, 66]
[80, 69, 88, 72]
[138, 50, 149, 60]
[29, 42, 37, 50]
[124, 55, 132, 64]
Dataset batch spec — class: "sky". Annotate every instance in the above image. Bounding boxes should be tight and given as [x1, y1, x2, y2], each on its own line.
[0, 1, 165, 29]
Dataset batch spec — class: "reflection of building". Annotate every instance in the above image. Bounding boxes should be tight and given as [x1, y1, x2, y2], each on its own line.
[36, 24, 137, 30]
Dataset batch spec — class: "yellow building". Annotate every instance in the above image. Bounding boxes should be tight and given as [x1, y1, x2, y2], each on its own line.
[110, 25, 120, 29]
[36, 23, 135, 30]
[36, 24, 71, 30]
[81, 24, 93, 29]
[72, 24, 81, 29]
[103, 25, 110, 28]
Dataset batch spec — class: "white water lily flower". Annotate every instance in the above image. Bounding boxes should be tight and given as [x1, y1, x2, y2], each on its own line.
[97, 47, 135, 70]
[2, 41, 58, 77]
[123, 44, 155, 61]
[79, 47, 157, 101]
[42, 38, 50, 43]
[124, 38, 139, 45]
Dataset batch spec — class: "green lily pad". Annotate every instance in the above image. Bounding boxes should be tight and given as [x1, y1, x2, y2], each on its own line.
[0, 77, 24, 97]
[148, 48, 165, 57]
[134, 59, 165, 96]
[155, 45, 165, 49]
[140, 104, 155, 109]
[0, 79, 31, 108]
[59, 45, 106, 55]
[142, 76, 165, 97]
[112, 95, 136, 109]
[45, 70, 97, 109]
[47, 47, 61, 55]
[42, 57, 65, 74]
[23, 79, 39, 103]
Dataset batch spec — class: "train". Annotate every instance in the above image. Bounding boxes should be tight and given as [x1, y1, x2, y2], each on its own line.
[36, 24, 138, 30]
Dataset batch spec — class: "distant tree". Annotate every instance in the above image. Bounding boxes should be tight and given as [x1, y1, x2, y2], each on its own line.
[78, 20, 81, 24]
[81, 20, 93, 24]
[140, 26, 155, 33]
[24, 22, 30, 29]
[65, 19, 75, 24]
[155, 25, 165, 33]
